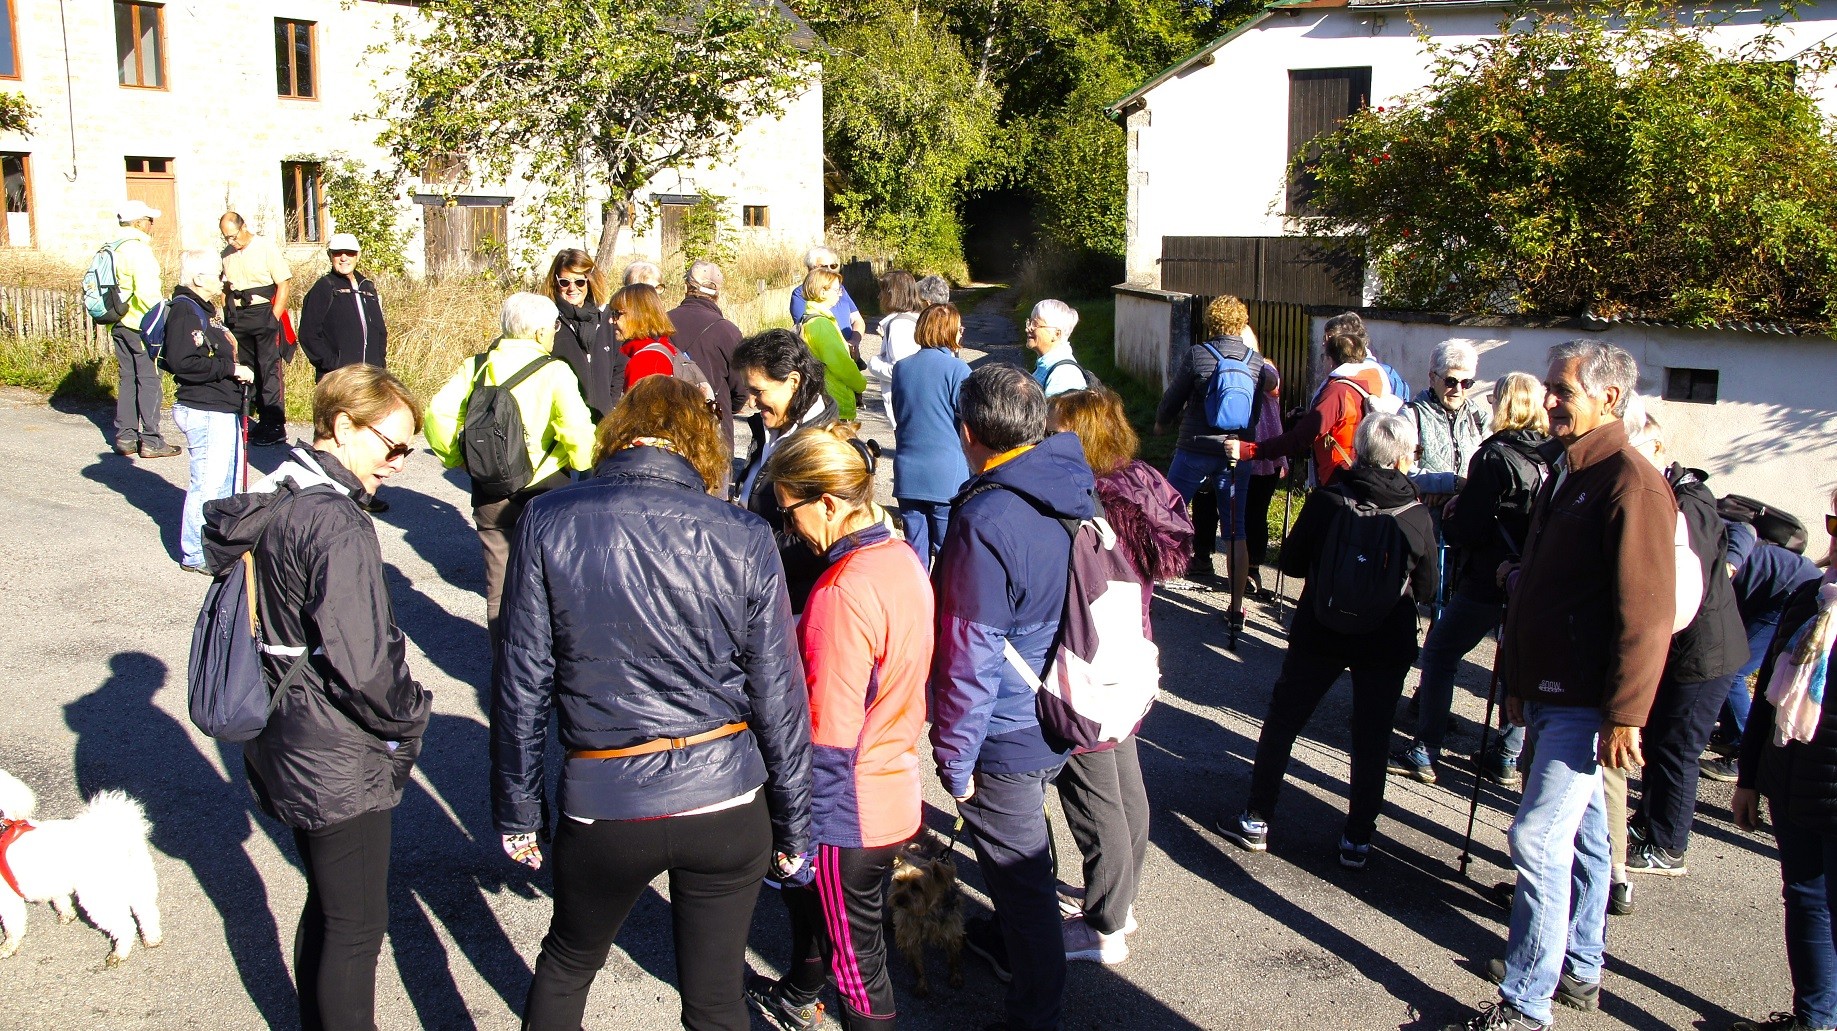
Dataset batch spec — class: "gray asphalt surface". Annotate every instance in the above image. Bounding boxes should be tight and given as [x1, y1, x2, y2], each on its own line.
[0, 295, 1788, 1029]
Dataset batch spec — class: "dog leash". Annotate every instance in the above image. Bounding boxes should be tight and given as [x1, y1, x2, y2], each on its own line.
[944, 815, 963, 854]
[0, 817, 34, 898]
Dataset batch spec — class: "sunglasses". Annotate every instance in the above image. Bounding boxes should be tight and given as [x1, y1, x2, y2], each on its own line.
[1443, 377, 1475, 390]
[814, 262, 840, 271]
[367, 425, 413, 462]
[329, 250, 358, 258]
[556, 276, 590, 289]
[778, 494, 821, 517]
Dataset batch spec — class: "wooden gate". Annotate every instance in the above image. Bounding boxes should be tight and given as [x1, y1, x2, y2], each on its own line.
[420, 197, 509, 276]
[1161, 236, 1362, 306]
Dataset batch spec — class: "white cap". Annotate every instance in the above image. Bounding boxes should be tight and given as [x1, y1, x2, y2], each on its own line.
[327, 232, 362, 253]
[117, 199, 161, 223]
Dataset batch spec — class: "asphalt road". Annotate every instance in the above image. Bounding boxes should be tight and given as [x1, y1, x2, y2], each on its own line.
[0, 301, 1790, 1030]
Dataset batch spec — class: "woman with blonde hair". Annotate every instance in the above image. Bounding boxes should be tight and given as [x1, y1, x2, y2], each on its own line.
[492, 374, 814, 1031]
[1046, 388, 1191, 964]
[1389, 370, 1548, 788]
[748, 425, 933, 1031]
[800, 267, 868, 421]
[540, 248, 621, 419]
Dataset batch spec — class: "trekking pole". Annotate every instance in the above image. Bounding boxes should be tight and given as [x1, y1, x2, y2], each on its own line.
[238, 381, 251, 491]
[1457, 619, 1509, 879]
[1274, 461, 1299, 629]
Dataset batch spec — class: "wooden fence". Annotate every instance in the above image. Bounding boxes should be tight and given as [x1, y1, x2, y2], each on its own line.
[0, 286, 112, 354]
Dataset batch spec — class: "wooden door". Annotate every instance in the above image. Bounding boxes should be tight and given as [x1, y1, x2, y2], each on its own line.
[124, 160, 178, 264]
[660, 202, 689, 267]
[421, 199, 509, 276]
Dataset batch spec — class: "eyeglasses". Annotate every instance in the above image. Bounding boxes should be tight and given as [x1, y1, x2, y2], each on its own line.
[556, 276, 589, 289]
[329, 250, 358, 258]
[1827, 513, 1837, 536]
[367, 425, 413, 462]
[778, 494, 822, 517]
[1443, 377, 1475, 390]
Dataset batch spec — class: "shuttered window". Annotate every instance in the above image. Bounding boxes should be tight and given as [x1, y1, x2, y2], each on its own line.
[1286, 67, 1371, 216]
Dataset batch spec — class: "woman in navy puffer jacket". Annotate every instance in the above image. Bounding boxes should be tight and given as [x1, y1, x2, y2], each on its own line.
[491, 374, 814, 1031]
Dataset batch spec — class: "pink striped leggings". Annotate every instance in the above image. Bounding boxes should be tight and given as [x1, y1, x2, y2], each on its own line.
[781, 841, 904, 1028]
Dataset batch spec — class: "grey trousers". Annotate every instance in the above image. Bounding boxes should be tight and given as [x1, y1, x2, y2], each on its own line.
[112, 323, 166, 448]
[1056, 736, 1150, 936]
[473, 494, 528, 648]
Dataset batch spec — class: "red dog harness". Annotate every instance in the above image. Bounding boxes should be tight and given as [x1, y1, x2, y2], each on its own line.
[0, 817, 33, 897]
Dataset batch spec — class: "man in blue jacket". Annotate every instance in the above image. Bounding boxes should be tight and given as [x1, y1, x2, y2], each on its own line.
[931, 363, 1095, 1031]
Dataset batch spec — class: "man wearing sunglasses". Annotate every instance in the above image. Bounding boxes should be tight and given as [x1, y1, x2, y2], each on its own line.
[788, 245, 866, 346]
[300, 233, 392, 511]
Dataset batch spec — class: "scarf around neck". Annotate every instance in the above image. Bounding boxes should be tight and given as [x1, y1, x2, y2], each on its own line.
[1768, 569, 1837, 745]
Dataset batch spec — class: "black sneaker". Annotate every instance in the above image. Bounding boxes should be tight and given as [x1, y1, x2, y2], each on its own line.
[1478, 747, 1523, 788]
[1338, 836, 1371, 870]
[1626, 843, 1688, 877]
[1442, 1001, 1548, 1030]
[964, 916, 1012, 983]
[1628, 819, 1650, 847]
[745, 976, 825, 1030]
[1700, 756, 1739, 782]
[1485, 957, 1600, 1012]
[1609, 880, 1634, 916]
[1730, 1012, 1837, 1030]
[1215, 809, 1269, 852]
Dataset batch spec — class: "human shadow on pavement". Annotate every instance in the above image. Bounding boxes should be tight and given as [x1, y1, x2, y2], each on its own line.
[65, 652, 298, 1028]
[79, 452, 185, 562]
[386, 561, 491, 708]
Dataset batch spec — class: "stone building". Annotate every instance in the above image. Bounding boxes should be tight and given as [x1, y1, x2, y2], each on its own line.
[0, 0, 823, 273]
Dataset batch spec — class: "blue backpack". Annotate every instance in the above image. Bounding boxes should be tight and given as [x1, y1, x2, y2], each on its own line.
[141, 295, 205, 367]
[81, 240, 131, 324]
[1200, 342, 1262, 434]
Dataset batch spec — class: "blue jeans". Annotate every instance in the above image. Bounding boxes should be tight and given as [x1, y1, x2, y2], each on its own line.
[1500, 702, 1610, 1025]
[897, 499, 950, 564]
[1167, 448, 1251, 542]
[1412, 591, 1525, 760]
[1721, 612, 1782, 739]
[171, 404, 240, 567]
[1774, 811, 1837, 1029]
[960, 764, 1066, 1031]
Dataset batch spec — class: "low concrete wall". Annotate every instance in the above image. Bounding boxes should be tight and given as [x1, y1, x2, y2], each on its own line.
[1113, 285, 1192, 389]
[1317, 312, 1837, 540]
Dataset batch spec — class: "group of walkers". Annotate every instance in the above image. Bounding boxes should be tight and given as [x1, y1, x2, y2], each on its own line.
[102, 205, 1825, 1031]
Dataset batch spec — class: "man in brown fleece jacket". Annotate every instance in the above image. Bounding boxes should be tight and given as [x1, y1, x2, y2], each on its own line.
[1447, 341, 1676, 1031]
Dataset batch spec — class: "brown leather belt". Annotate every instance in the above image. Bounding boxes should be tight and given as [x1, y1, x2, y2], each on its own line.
[568, 721, 749, 761]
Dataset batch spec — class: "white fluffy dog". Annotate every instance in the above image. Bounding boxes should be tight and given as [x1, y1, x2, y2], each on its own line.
[0, 768, 162, 966]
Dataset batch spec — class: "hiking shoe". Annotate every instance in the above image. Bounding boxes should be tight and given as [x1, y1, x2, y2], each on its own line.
[138, 442, 181, 459]
[1442, 1001, 1548, 1030]
[1479, 748, 1522, 788]
[1486, 957, 1600, 1012]
[1730, 1012, 1837, 1030]
[180, 562, 212, 576]
[1627, 843, 1688, 877]
[1608, 880, 1634, 916]
[1062, 914, 1129, 965]
[113, 438, 139, 456]
[1701, 756, 1739, 782]
[1216, 809, 1268, 852]
[1389, 742, 1438, 784]
[1338, 836, 1372, 870]
[964, 916, 1012, 983]
[745, 977, 825, 1031]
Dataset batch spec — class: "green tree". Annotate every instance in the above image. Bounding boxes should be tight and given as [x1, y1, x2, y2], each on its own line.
[319, 156, 410, 276]
[1301, 3, 1837, 328]
[376, 0, 809, 269]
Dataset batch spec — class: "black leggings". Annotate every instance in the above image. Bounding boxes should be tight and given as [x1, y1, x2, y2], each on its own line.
[1245, 473, 1282, 569]
[522, 796, 772, 1031]
[781, 841, 906, 1028]
[292, 807, 394, 1031]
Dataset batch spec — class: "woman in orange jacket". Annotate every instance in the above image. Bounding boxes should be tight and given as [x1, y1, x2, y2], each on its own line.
[750, 426, 934, 1031]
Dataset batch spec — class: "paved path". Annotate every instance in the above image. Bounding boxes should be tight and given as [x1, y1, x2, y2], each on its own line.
[0, 379, 1787, 1030]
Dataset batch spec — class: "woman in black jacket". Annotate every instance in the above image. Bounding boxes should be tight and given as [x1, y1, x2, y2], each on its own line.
[732, 328, 839, 612]
[540, 247, 623, 420]
[491, 374, 814, 1031]
[1731, 487, 1837, 1031]
[200, 365, 432, 1031]
[1390, 371, 1548, 787]
[163, 249, 255, 574]
[1217, 412, 1439, 871]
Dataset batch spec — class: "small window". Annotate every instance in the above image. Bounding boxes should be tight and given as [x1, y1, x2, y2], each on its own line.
[0, 0, 20, 79]
[1664, 367, 1720, 404]
[115, 2, 164, 89]
[1, 153, 30, 246]
[742, 205, 769, 228]
[275, 19, 315, 99]
[124, 155, 171, 176]
[282, 160, 325, 243]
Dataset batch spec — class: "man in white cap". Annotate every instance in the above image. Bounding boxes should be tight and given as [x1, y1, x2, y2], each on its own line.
[298, 232, 391, 512]
[107, 200, 178, 458]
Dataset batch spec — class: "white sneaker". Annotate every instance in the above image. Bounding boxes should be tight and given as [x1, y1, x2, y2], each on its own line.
[1122, 905, 1139, 935]
[1062, 914, 1129, 965]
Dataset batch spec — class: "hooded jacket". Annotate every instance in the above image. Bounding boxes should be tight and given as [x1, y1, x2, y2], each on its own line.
[1095, 459, 1195, 631]
[1664, 464, 1749, 684]
[930, 432, 1097, 796]
[298, 270, 387, 376]
[1155, 336, 1278, 454]
[490, 445, 814, 855]
[201, 447, 431, 830]
[160, 286, 242, 414]
[1279, 463, 1439, 665]
[1444, 428, 1549, 605]
[548, 298, 623, 420]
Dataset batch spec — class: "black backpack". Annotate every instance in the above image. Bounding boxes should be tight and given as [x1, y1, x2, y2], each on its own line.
[1308, 487, 1422, 634]
[1044, 358, 1103, 393]
[1490, 440, 1548, 557]
[459, 349, 556, 501]
[1718, 493, 1809, 555]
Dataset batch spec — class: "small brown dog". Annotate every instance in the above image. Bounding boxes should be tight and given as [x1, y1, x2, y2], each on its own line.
[888, 831, 964, 996]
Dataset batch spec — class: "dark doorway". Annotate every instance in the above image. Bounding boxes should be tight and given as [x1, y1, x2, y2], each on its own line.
[960, 187, 1037, 282]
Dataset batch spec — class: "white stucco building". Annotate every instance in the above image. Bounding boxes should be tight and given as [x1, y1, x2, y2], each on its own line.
[0, 0, 823, 274]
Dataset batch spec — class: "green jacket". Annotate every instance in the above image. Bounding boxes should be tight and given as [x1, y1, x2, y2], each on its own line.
[802, 312, 866, 420]
[424, 337, 597, 487]
[113, 227, 162, 331]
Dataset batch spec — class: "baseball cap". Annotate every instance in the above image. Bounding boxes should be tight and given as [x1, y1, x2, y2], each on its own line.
[687, 261, 724, 295]
[117, 199, 161, 223]
[327, 232, 362, 253]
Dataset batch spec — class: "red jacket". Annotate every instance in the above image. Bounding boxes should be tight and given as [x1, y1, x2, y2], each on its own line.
[621, 335, 677, 391]
[1242, 363, 1393, 485]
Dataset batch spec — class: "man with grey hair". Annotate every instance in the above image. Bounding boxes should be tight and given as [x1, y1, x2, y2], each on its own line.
[1217, 411, 1439, 872]
[104, 200, 179, 458]
[621, 260, 661, 287]
[916, 274, 952, 306]
[1025, 299, 1086, 397]
[667, 259, 744, 446]
[1445, 340, 1676, 1031]
[789, 245, 866, 345]
[931, 363, 1094, 1030]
